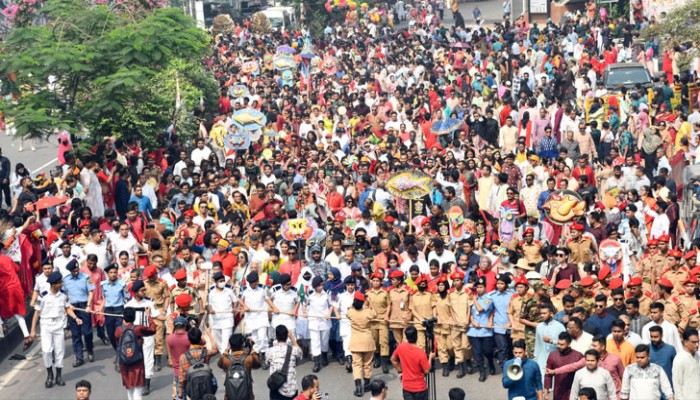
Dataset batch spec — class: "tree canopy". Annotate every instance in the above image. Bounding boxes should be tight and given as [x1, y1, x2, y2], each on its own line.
[0, 0, 218, 146]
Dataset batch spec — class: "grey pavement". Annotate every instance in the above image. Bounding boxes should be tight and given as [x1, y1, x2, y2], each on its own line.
[0, 131, 60, 177]
[0, 331, 509, 399]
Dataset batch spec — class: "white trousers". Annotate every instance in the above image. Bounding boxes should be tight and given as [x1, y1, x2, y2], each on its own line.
[340, 320, 351, 356]
[213, 327, 232, 355]
[40, 319, 65, 368]
[142, 336, 155, 379]
[126, 386, 143, 400]
[310, 329, 330, 356]
[249, 326, 269, 354]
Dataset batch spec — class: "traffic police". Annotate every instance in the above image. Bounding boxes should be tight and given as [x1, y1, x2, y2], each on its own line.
[101, 263, 127, 368]
[63, 259, 94, 366]
[29, 271, 82, 388]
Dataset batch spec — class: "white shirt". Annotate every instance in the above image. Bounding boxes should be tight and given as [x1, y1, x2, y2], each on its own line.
[83, 241, 110, 269]
[641, 319, 683, 353]
[53, 252, 80, 277]
[270, 287, 299, 329]
[672, 350, 700, 400]
[35, 289, 70, 324]
[428, 250, 456, 267]
[241, 285, 269, 330]
[570, 367, 616, 400]
[191, 146, 212, 169]
[111, 235, 139, 264]
[34, 273, 52, 295]
[125, 297, 160, 326]
[208, 286, 238, 329]
[306, 290, 332, 331]
[401, 258, 430, 275]
[571, 331, 594, 354]
[336, 291, 354, 320]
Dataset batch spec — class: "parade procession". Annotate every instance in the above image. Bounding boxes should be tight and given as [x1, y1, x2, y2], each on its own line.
[2, 0, 700, 399]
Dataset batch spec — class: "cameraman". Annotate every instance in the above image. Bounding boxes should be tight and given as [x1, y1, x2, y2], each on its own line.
[391, 325, 434, 400]
[218, 334, 261, 400]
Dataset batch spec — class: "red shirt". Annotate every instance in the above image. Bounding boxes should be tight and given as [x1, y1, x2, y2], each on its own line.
[393, 342, 430, 392]
[212, 251, 237, 278]
[165, 331, 191, 377]
[280, 260, 304, 285]
[476, 269, 498, 293]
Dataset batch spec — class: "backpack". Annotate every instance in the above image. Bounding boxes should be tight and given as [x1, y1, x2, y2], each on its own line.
[117, 326, 143, 366]
[224, 353, 252, 400]
[185, 349, 214, 400]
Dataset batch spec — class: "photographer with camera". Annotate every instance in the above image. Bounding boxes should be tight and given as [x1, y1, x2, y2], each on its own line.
[217, 334, 261, 400]
[391, 325, 434, 400]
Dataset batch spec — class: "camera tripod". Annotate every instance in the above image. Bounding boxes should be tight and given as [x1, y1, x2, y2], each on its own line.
[423, 318, 437, 400]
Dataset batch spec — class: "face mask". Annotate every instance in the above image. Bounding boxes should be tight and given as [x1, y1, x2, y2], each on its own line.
[217, 281, 226, 289]
[502, 256, 510, 264]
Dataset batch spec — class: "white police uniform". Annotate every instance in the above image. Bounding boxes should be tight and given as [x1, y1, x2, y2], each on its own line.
[125, 297, 160, 379]
[53, 252, 80, 277]
[36, 289, 70, 368]
[336, 290, 354, 356]
[306, 290, 332, 356]
[241, 285, 270, 354]
[207, 284, 238, 353]
[270, 285, 300, 335]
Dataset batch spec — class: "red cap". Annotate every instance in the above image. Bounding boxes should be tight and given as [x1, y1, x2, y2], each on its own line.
[658, 278, 674, 288]
[183, 209, 195, 218]
[523, 228, 535, 236]
[175, 293, 193, 308]
[143, 265, 157, 278]
[609, 277, 624, 290]
[647, 239, 659, 246]
[371, 271, 384, 280]
[555, 279, 571, 290]
[79, 220, 90, 228]
[627, 276, 643, 287]
[414, 273, 429, 285]
[580, 276, 595, 287]
[542, 278, 551, 287]
[658, 234, 670, 242]
[691, 266, 700, 276]
[450, 271, 465, 280]
[683, 275, 698, 285]
[384, 216, 395, 224]
[571, 223, 585, 232]
[598, 266, 611, 281]
[354, 291, 366, 302]
[334, 215, 345, 223]
[668, 249, 683, 258]
[389, 270, 404, 279]
[514, 276, 529, 286]
[174, 269, 187, 281]
[683, 250, 697, 261]
[421, 217, 431, 226]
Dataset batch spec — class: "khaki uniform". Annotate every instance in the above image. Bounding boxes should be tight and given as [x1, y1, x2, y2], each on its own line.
[660, 266, 691, 295]
[347, 307, 377, 380]
[366, 288, 390, 356]
[638, 253, 657, 293]
[145, 278, 169, 356]
[519, 240, 544, 265]
[433, 294, 454, 363]
[680, 308, 700, 332]
[388, 285, 411, 343]
[169, 284, 200, 311]
[630, 293, 654, 317]
[508, 293, 530, 341]
[410, 291, 434, 350]
[574, 295, 593, 318]
[567, 237, 595, 264]
[659, 295, 684, 326]
[449, 288, 472, 362]
[649, 252, 670, 292]
[679, 294, 698, 316]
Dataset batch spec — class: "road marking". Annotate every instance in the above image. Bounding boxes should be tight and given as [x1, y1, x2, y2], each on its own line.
[33, 157, 58, 174]
[0, 344, 42, 392]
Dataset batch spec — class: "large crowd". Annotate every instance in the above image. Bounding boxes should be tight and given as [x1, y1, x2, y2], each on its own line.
[2, 0, 700, 399]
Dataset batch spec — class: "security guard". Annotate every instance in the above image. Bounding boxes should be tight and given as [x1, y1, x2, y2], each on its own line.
[143, 264, 170, 372]
[449, 270, 474, 377]
[366, 271, 390, 373]
[101, 263, 127, 369]
[410, 273, 434, 350]
[29, 271, 82, 388]
[63, 259, 94, 366]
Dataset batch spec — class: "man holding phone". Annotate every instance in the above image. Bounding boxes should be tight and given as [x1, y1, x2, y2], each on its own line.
[294, 374, 325, 400]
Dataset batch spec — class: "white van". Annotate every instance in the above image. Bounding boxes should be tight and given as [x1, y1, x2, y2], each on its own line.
[260, 6, 297, 32]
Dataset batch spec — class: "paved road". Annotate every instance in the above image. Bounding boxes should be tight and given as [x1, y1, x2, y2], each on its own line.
[0, 330, 508, 399]
[0, 131, 59, 177]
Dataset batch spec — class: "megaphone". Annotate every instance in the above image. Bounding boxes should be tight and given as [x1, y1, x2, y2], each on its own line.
[507, 358, 524, 381]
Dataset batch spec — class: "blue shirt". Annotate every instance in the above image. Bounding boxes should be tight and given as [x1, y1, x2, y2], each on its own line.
[101, 279, 127, 308]
[129, 195, 153, 215]
[650, 342, 676, 386]
[586, 312, 617, 337]
[537, 189, 553, 212]
[489, 289, 514, 334]
[502, 357, 543, 400]
[63, 272, 95, 304]
[468, 294, 494, 337]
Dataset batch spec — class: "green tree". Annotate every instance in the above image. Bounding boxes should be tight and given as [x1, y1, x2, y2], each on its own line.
[641, 0, 700, 70]
[0, 0, 217, 146]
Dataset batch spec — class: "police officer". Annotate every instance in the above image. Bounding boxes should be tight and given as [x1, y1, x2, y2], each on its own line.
[268, 273, 300, 339]
[100, 263, 127, 370]
[54, 240, 79, 277]
[240, 271, 270, 369]
[304, 275, 335, 372]
[63, 259, 94, 366]
[337, 276, 357, 372]
[29, 271, 83, 388]
[142, 264, 170, 372]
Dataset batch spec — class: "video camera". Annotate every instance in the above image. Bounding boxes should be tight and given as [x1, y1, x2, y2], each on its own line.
[421, 317, 437, 329]
[179, 313, 198, 330]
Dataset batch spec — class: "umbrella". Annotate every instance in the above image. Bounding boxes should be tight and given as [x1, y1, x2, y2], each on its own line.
[386, 170, 433, 200]
[223, 133, 251, 150]
[277, 45, 296, 54]
[430, 118, 464, 135]
[450, 42, 469, 48]
[25, 195, 69, 212]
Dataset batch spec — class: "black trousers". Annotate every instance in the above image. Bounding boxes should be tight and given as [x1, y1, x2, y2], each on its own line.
[104, 306, 124, 351]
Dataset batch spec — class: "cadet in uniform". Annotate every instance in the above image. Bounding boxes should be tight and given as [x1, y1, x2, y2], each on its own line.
[387, 270, 411, 344]
[518, 228, 544, 265]
[449, 270, 474, 377]
[508, 275, 531, 343]
[626, 276, 653, 317]
[679, 276, 698, 314]
[637, 239, 659, 293]
[101, 263, 127, 368]
[142, 265, 170, 372]
[125, 279, 161, 396]
[29, 271, 82, 388]
[240, 271, 270, 368]
[566, 223, 597, 265]
[433, 276, 454, 377]
[268, 273, 300, 339]
[680, 300, 700, 333]
[660, 249, 690, 294]
[656, 278, 684, 326]
[468, 277, 496, 382]
[208, 271, 238, 359]
[63, 259, 94, 366]
[366, 271, 390, 373]
[410, 274, 434, 350]
[53, 240, 80, 277]
[169, 269, 202, 315]
[520, 281, 548, 358]
[304, 275, 334, 373]
[347, 291, 376, 397]
[337, 276, 357, 372]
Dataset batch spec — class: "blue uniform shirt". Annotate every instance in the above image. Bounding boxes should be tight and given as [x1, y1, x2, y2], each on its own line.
[502, 357, 543, 400]
[101, 279, 127, 308]
[489, 289, 514, 334]
[468, 294, 494, 337]
[63, 272, 94, 304]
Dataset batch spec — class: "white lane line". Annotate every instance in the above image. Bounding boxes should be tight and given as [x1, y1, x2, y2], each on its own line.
[0, 344, 42, 392]
[33, 157, 58, 175]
